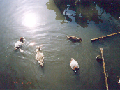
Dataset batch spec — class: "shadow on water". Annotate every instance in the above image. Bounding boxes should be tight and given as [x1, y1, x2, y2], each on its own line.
[47, 0, 120, 30]
[96, 1, 120, 20]
[75, 2, 103, 28]
[95, 1, 120, 33]
[47, 0, 103, 28]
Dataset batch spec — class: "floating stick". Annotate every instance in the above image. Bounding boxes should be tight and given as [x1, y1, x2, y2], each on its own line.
[100, 48, 109, 90]
[91, 32, 119, 42]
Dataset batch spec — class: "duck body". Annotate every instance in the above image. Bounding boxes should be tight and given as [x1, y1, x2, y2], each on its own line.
[15, 41, 22, 49]
[96, 55, 103, 63]
[70, 58, 79, 73]
[36, 46, 44, 67]
[118, 79, 120, 84]
[67, 36, 82, 42]
[15, 37, 25, 50]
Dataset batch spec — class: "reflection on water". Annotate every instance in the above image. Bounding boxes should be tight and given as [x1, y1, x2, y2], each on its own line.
[22, 13, 38, 28]
[47, 0, 120, 28]
[75, 2, 103, 27]
[96, 1, 120, 20]
[47, 1, 103, 27]
[29, 42, 35, 46]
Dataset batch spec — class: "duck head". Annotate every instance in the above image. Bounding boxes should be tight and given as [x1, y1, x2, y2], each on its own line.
[20, 37, 25, 43]
[36, 46, 42, 52]
[73, 66, 79, 73]
[77, 38, 82, 42]
[96, 55, 103, 62]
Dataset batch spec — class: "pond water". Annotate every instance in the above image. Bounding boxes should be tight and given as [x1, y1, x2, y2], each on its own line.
[0, 0, 120, 89]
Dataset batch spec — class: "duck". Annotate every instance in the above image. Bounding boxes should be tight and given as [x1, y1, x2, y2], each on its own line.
[70, 58, 79, 73]
[15, 37, 25, 52]
[117, 76, 120, 84]
[36, 46, 44, 67]
[66, 36, 82, 42]
[118, 78, 120, 84]
[96, 55, 103, 62]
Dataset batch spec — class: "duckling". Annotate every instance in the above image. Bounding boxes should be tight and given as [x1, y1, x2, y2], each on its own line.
[66, 36, 82, 42]
[15, 37, 25, 51]
[36, 46, 44, 67]
[70, 58, 79, 73]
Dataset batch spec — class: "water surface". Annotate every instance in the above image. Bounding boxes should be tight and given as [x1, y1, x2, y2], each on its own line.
[0, 0, 120, 89]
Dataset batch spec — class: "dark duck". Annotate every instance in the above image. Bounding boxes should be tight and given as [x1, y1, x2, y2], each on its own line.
[66, 36, 82, 42]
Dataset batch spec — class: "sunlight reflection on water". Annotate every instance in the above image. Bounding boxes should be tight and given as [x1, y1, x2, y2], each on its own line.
[29, 42, 35, 46]
[22, 12, 38, 28]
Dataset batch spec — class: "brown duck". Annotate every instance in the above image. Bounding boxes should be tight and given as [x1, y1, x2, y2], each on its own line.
[66, 36, 82, 42]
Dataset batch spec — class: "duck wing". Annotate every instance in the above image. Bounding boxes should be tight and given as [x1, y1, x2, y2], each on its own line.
[70, 60, 79, 69]
[15, 41, 22, 48]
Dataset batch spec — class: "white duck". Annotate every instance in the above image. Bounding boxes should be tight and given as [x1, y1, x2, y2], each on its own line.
[15, 37, 25, 52]
[70, 58, 79, 73]
[36, 46, 44, 67]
